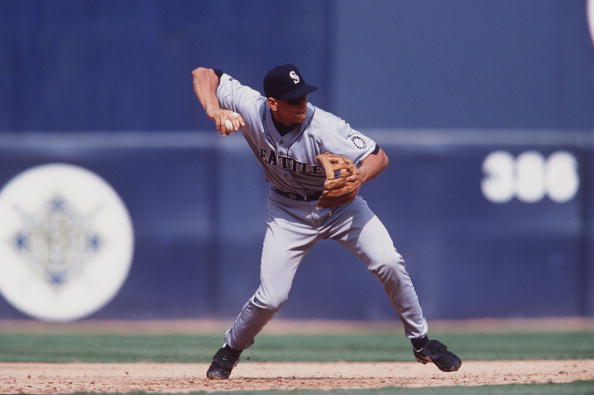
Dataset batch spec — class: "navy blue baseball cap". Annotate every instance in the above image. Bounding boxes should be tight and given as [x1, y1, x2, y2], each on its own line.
[263, 64, 318, 99]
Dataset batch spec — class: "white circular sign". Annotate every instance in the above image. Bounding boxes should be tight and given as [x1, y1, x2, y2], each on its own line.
[0, 163, 134, 322]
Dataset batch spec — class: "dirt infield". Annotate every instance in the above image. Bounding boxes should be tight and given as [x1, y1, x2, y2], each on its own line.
[1, 360, 593, 393]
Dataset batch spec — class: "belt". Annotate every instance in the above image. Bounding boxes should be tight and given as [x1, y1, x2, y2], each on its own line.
[272, 188, 322, 201]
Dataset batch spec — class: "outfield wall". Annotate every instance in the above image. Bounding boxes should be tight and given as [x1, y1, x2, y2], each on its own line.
[1, 0, 592, 321]
[0, 130, 591, 321]
[1, 0, 593, 132]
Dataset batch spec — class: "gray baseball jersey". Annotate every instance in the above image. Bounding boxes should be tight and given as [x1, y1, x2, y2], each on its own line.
[215, 72, 428, 348]
[217, 73, 376, 196]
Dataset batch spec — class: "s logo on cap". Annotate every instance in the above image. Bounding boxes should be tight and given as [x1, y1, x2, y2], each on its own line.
[289, 71, 300, 84]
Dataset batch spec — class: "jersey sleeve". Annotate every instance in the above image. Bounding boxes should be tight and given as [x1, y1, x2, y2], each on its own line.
[317, 112, 377, 166]
[216, 73, 263, 117]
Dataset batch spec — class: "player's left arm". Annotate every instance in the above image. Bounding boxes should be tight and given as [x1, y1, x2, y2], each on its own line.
[351, 147, 389, 184]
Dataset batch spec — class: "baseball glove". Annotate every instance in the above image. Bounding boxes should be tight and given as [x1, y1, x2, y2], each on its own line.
[316, 152, 361, 209]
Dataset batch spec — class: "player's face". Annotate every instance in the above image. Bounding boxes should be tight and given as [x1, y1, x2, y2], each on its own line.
[269, 96, 308, 126]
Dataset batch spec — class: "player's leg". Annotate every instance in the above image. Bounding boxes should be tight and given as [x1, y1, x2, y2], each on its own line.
[328, 197, 461, 372]
[207, 197, 318, 379]
[328, 197, 427, 338]
[223, 217, 316, 350]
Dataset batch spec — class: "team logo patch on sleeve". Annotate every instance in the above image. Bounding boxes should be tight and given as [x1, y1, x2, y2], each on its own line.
[351, 135, 368, 150]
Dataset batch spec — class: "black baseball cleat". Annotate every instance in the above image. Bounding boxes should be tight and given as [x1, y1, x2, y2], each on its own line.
[206, 344, 242, 379]
[413, 339, 462, 372]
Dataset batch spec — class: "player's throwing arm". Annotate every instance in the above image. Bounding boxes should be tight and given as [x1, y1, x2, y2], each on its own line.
[192, 67, 245, 136]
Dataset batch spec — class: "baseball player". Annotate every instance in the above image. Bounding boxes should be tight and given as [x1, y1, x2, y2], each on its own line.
[192, 64, 461, 379]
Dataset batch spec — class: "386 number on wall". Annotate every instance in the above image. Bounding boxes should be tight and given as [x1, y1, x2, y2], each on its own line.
[481, 151, 579, 203]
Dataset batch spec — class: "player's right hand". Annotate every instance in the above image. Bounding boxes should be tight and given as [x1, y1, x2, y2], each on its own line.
[208, 109, 246, 136]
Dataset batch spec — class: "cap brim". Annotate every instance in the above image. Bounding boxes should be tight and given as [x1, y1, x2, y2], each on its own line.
[276, 84, 318, 99]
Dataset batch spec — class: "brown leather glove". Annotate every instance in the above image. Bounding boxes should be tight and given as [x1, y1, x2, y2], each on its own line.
[316, 152, 361, 209]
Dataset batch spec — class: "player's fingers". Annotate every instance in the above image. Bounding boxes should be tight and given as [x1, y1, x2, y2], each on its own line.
[346, 174, 360, 183]
[231, 112, 245, 127]
[325, 178, 347, 189]
[216, 111, 242, 136]
[221, 120, 230, 136]
[218, 116, 230, 136]
[230, 111, 245, 129]
[222, 117, 236, 136]
[214, 117, 222, 134]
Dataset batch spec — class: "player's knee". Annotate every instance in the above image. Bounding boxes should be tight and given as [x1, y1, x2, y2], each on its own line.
[367, 252, 406, 281]
[256, 296, 287, 311]
[252, 291, 288, 311]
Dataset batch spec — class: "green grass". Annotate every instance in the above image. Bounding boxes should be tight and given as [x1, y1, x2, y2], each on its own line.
[0, 331, 592, 363]
[1, 331, 591, 395]
[63, 380, 594, 394]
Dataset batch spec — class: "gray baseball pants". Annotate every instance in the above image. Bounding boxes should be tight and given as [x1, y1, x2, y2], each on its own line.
[224, 190, 428, 349]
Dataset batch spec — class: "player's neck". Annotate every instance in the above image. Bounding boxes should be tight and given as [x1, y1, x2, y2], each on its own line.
[271, 111, 299, 136]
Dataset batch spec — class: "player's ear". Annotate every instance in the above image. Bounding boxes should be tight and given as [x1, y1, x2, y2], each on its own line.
[267, 97, 278, 111]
